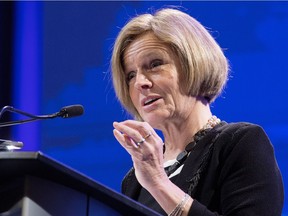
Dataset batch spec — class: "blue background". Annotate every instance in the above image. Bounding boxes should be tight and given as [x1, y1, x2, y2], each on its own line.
[7, 1, 288, 215]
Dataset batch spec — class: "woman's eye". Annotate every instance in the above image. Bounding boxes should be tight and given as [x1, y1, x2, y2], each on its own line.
[126, 71, 136, 83]
[150, 60, 163, 69]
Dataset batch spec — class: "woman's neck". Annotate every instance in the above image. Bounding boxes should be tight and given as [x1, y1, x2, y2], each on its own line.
[162, 98, 213, 161]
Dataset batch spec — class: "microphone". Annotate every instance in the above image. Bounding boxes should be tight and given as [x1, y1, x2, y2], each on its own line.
[0, 139, 23, 151]
[58, 105, 84, 118]
[0, 104, 84, 128]
[0, 104, 84, 151]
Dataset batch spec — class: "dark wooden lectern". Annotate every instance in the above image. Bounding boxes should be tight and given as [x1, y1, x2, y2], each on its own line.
[0, 151, 162, 216]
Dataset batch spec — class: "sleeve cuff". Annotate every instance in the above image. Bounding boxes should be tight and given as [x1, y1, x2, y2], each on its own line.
[188, 199, 219, 216]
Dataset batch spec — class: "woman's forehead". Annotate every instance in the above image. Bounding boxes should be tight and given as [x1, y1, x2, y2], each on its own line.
[123, 33, 172, 64]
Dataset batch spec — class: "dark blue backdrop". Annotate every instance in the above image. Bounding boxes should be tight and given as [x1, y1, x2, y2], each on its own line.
[11, 1, 287, 215]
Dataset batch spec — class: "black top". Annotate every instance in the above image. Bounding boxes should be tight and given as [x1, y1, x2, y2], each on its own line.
[121, 122, 284, 215]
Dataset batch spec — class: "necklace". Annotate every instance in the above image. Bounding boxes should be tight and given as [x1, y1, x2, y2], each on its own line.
[164, 115, 221, 176]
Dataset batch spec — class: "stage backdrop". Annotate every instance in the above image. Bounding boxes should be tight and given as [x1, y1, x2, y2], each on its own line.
[10, 1, 287, 215]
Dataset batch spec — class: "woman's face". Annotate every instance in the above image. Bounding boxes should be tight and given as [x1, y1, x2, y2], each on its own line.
[123, 32, 196, 129]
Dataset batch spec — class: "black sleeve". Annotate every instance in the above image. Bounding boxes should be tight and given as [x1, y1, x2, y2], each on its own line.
[189, 124, 284, 216]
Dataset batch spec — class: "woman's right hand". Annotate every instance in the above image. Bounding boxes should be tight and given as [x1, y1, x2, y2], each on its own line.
[113, 120, 168, 191]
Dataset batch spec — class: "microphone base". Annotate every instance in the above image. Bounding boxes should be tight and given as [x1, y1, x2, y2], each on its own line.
[0, 139, 24, 152]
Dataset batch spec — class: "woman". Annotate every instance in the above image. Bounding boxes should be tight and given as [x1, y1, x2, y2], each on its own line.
[111, 8, 284, 216]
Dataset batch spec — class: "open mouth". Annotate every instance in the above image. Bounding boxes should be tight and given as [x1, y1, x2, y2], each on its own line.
[143, 98, 161, 106]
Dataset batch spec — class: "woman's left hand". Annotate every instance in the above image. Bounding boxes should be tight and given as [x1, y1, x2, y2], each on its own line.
[113, 120, 168, 191]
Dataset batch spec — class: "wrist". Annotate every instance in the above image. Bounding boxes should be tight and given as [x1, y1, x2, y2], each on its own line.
[146, 177, 193, 214]
[168, 193, 192, 216]
[145, 170, 170, 193]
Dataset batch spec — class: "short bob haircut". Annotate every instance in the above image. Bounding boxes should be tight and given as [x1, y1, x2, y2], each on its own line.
[111, 8, 229, 120]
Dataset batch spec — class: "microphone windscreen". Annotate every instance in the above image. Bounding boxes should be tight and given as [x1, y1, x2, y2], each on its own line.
[60, 105, 84, 118]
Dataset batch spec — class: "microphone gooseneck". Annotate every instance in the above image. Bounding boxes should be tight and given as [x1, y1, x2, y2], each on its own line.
[0, 104, 84, 128]
[0, 104, 84, 151]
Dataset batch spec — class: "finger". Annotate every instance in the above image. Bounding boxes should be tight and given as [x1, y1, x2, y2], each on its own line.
[113, 129, 139, 149]
[120, 120, 156, 137]
[120, 121, 163, 145]
[113, 122, 144, 144]
[114, 121, 164, 148]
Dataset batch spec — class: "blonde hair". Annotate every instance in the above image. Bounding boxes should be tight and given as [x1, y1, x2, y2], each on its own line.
[111, 8, 229, 119]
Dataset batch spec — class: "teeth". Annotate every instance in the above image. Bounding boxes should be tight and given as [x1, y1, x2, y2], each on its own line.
[144, 98, 155, 105]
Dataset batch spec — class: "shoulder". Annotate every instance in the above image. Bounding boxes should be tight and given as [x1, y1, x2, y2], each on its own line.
[215, 121, 270, 146]
[211, 122, 281, 187]
[189, 122, 284, 215]
[212, 122, 274, 160]
[216, 121, 266, 136]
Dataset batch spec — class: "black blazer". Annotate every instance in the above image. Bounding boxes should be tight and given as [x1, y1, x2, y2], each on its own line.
[122, 122, 284, 216]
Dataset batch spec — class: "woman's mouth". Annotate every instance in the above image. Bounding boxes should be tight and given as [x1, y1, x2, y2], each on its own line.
[142, 97, 161, 107]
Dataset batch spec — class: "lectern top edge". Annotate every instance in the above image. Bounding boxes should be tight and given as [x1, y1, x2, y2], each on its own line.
[0, 151, 162, 216]
[0, 151, 39, 159]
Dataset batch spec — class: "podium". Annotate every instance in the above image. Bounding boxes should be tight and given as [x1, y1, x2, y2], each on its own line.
[0, 151, 162, 216]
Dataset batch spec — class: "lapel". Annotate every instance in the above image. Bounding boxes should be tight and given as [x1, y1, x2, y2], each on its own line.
[174, 125, 223, 195]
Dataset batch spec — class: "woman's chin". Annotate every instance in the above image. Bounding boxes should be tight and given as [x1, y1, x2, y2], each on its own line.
[141, 113, 169, 128]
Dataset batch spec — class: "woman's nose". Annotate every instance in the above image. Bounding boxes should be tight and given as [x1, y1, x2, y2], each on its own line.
[134, 73, 152, 90]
